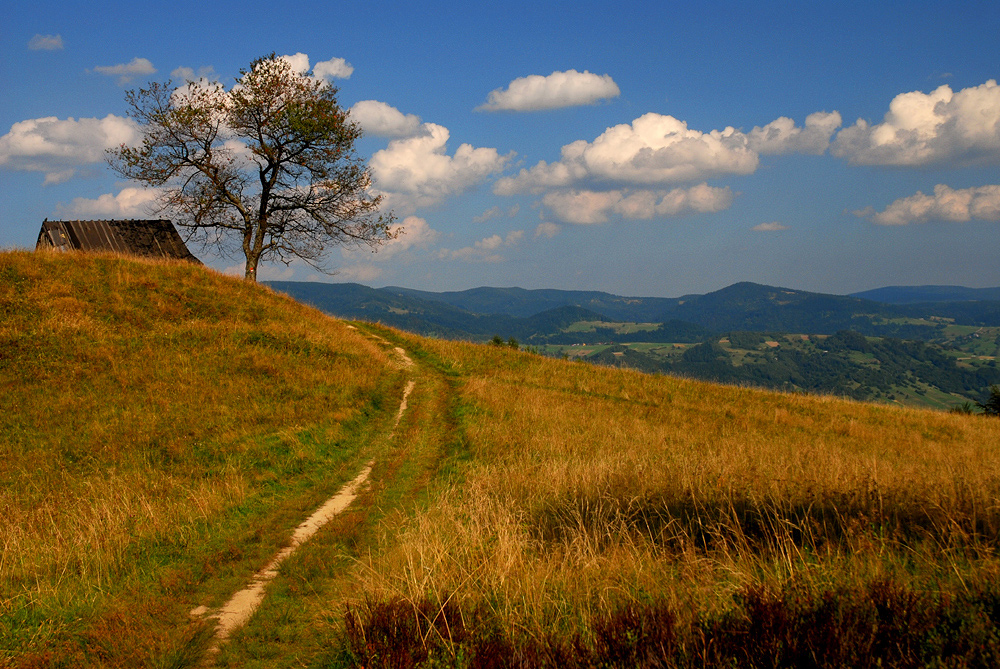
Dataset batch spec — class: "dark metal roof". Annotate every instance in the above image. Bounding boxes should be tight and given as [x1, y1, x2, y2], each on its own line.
[36, 219, 200, 263]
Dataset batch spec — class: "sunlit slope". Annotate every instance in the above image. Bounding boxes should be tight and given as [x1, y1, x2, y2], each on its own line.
[341, 330, 1000, 666]
[0, 250, 401, 664]
[1, 250, 397, 451]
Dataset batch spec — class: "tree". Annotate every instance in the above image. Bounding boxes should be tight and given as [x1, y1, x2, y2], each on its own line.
[108, 54, 396, 281]
[978, 385, 1000, 417]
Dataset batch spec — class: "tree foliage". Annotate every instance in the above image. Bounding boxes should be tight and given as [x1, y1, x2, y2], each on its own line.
[979, 385, 1000, 417]
[108, 54, 395, 280]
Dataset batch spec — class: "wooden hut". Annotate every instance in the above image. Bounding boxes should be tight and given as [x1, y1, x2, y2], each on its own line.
[35, 219, 200, 263]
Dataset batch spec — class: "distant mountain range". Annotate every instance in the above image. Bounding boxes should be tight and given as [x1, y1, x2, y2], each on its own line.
[265, 281, 1000, 343]
[849, 285, 1000, 304]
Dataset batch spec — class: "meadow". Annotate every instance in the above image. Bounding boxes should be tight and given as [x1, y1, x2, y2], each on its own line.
[340, 332, 1000, 667]
[4, 251, 1000, 667]
[0, 250, 405, 665]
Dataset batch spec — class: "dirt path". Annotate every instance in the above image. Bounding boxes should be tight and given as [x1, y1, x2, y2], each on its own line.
[197, 462, 374, 655]
[193, 332, 418, 662]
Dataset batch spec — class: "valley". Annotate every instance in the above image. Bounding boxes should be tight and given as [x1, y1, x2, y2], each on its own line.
[268, 280, 1000, 410]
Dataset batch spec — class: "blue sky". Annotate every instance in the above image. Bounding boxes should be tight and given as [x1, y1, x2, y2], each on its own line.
[3, 1, 1000, 297]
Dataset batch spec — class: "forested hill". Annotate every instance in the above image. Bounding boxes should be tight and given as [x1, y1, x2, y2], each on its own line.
[266, 280, 1000, 342]
[265, 281, 608, 341]
[851, 285, 1000, 304]
[385, 285, 682, 321]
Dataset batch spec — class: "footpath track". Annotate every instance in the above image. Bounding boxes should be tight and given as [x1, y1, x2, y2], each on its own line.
[194, 323, 462, 666]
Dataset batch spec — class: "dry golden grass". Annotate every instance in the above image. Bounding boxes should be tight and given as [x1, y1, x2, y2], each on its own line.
[354, 335, 1000, 642]
[0, 250, 401, 661]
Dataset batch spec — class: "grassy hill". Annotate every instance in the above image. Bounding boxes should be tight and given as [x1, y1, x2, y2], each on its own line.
[1, 251, 411, 665]
[6, 251, 1000, 667]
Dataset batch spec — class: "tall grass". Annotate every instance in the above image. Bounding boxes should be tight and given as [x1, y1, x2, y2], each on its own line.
[0, 250, 401, 664]
[346, 335, 1000, 666]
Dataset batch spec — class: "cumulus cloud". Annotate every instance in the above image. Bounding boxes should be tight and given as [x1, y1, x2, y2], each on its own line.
[494, 113, 759, 194]
[349, 100, 424, 138]
[92, 57, 157, 84]
[279, 52, 311, 74]
[541, 183, 734, 224]
[0, 114, 140, 183]
[439, 230, 524, 262]
[478, 69, 621, 112]
[278, 53, 353, 82]
[53, 186, 159, 218]
[748, 111, 842, 155]
[370, 122, 513, 213]
[752, 221, 789, 232]
[832, 80, 1000, 166]
[854, 184, 1000, 225]
[314, 56, 354, 80]
[28, 34, 63, 50]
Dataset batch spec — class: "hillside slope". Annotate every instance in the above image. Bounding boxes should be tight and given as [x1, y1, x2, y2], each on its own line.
[7, 251, 1000, 667]
[1, 251, 409, 666]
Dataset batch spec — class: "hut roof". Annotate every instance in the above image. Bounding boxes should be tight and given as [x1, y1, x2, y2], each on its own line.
[36, 219, 200, 263]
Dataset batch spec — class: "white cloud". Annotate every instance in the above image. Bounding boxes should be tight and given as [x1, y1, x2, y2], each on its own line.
[370, 122, 513, 213]
[439, 230, 523, 262]
[28, 34, 63, 51]
[53, 186, 160, 218]
[832, 80, 1000, 166]
[752, 221, 789, 232]
[349, 100, 424, 138]
[0, 114, 140, 183]
[279, 52, 311, 74]
[541, 183, 734, 224]
[748, 111, 842, 155]
[854, 184, 1000, 225]
[534, 222, 560, 238]
[314, 57, 354, 80]
[478, 69, 621, 112]
[278, 53, 353, 82]
[494, 113, 759, 194]
[92, 57, 157, 84]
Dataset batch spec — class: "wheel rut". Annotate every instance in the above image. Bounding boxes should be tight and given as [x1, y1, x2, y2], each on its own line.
[193, 325, 426, 664]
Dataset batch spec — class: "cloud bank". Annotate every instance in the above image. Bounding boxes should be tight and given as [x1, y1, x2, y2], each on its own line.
[495, 111, 841, 196]
[478, 69, 621, 111]
[855, 184, 1000, 225]
[542, 184, 734, 224]
[439, 230, 524, 262]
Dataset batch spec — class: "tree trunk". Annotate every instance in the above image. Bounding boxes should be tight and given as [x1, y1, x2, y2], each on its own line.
[245, 256, 259, 282]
